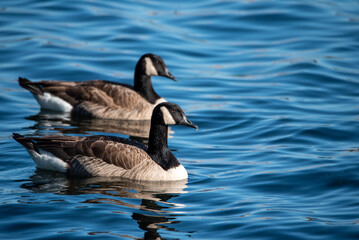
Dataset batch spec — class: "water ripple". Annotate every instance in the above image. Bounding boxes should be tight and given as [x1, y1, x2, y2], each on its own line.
[1, 0, 359, 239]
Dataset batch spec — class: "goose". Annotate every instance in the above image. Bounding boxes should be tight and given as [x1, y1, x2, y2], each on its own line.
[13, 102, 197, 181]
[18, 53, 177, 120]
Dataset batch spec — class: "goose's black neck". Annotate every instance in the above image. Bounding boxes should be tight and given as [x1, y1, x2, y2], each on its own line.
[147, 122, 180, 171]
[134, 69, 160, 104]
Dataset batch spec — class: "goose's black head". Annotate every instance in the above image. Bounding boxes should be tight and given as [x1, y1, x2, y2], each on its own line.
[136, 53, 177, 81]
[147, 102, 197, 171]
[152, 102, 198, 129]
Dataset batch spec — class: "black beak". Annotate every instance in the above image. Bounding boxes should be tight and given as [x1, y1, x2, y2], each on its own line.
[179, 116, 198, 130]
[162, 68, 177, 82]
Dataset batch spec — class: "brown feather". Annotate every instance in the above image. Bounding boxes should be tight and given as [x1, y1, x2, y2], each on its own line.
[34, 80, 158, 120]
[29, 135, 151, 173]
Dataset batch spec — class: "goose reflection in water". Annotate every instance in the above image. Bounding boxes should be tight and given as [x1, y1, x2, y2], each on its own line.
[25, 110, 174, 144]
[25, 111, 159, 145]
[18, 169, 187, 239]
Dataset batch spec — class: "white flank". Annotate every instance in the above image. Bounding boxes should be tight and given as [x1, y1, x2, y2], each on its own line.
[161, 106, 176, 125]
[145, 57, 158, 76]
[26, 149, 68, 173]
[33, 92, 73, 112]
[166, 165, 188, 181]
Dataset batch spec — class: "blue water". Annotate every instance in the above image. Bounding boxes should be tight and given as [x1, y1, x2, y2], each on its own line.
[1, 0, 359, 239]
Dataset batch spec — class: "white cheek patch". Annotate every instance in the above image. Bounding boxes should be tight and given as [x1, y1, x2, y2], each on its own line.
[160, 107, 176, 125]
[145, 57, 158, 76]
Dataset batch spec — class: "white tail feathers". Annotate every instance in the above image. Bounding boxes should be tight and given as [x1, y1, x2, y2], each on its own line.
[33, 92, 73, 112]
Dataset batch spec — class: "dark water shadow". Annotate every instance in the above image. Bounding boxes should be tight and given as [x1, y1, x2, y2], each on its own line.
[17, 169, 188, 239]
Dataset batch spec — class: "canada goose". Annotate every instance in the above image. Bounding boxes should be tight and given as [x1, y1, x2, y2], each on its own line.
[13, 102, 197, 181]
[18, 53, 177, 120]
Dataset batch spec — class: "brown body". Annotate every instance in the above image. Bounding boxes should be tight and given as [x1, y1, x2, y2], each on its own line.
[21, 79, 165, 120]
[13, 134, 188, 181]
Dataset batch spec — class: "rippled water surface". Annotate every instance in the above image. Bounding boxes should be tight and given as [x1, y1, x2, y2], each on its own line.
[1, 0, 359, 239]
